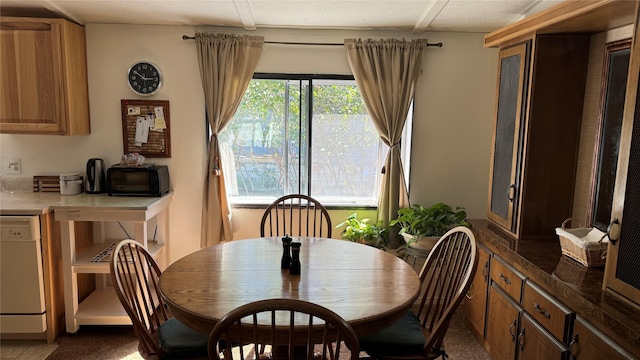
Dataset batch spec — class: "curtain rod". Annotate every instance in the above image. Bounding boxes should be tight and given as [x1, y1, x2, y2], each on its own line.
[181, 35, 443, 47]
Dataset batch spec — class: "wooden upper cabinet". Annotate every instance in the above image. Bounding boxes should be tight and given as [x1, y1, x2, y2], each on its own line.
[487, 42, 529, 233]
[484, 0, 638, 241]
[603, 2, 640, 309]
[0, 17, 90, 135]
[487, 33, 591, 240]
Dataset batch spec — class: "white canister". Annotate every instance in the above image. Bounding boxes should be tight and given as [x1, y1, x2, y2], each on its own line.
[60, 173, 83, 195]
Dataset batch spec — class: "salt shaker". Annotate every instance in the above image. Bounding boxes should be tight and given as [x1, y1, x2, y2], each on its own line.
[281, 235, 292, 269]
[289, 241, 301, 275]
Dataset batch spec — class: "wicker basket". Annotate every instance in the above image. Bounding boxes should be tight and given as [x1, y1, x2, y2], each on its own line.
[555, 218, 608, 267]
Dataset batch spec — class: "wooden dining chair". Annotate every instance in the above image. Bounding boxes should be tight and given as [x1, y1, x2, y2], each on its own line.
[260, 194, 332, 238]
[110, 239, 209, 359]
[207, 298, 360, 360]
[358, 226, 478, 360]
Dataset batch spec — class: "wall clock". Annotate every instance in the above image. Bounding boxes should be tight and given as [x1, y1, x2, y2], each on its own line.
[127, 61, 163, 96]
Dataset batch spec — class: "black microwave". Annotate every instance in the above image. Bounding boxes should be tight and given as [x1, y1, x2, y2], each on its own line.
[107, 164, 170, 197]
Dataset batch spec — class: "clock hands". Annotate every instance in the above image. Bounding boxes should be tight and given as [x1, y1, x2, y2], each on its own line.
[133, 70, 152, 81]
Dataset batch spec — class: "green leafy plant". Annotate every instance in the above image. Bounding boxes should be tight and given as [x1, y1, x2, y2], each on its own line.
[390, 202, 469, 239]
[336, 213, 388, 250]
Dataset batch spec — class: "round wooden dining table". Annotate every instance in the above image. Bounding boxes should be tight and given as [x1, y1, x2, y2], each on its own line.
[159, 237, 421, 336]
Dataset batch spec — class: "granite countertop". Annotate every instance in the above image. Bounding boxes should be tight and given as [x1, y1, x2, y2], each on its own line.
[469, 219, 640, 357]
[0, 191, 172, 215]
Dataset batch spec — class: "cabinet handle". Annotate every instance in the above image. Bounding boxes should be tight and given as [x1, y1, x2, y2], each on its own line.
[507, 184, 516, 202]
[569, 334, 579, 360]
[533, 303, 551, 319]
[509, 319, 517, 342]
[517, 328, 526, 351]
[606, 218, 620, 245]
[482, 260, 489, 282]
[499, 272, 511, 285]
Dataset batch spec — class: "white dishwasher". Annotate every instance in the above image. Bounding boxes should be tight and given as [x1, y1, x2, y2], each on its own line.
[0, 215, 47, 336]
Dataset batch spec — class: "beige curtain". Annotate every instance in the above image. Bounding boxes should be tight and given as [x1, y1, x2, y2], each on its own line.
[196, 33, 263, 248]
[344, 38, 427, 249]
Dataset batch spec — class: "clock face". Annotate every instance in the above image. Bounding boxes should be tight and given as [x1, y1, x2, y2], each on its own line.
[127, 61, 162, 96]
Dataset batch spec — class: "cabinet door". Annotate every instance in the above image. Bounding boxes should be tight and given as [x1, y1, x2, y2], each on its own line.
[486, 283, 521, 360]
[487, 42, 530, 233]
[464, 245, 491, 338]
[0, 17, 89, 135]
[603, 3, 640, 308]
[569, 316, 635, 360]
[517, 313, 568, 360]
[1, 20, 64, 132]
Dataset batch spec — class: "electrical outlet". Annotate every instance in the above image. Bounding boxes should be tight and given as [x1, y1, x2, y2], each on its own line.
[3, 158, 22, 174]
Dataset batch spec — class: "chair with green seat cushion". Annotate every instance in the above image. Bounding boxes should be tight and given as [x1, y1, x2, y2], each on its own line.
[359, 227, 478, 360]
[208, 298, 360, 360]
[158, 318, 209, 358]
[110, 239, 209, 359]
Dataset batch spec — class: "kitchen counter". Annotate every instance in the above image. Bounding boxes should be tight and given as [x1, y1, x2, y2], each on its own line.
[469, 219, 640, 357]
[0, 191, 61, 215]
[0, 191, 172, 215]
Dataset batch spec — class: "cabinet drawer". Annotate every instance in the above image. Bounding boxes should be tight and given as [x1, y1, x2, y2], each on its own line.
[570, 316, 636, 359]
[522, 281, 573, 344]
[490, 255, 525, 302]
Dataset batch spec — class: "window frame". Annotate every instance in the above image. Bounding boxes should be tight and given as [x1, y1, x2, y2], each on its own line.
[217, 73, 411, 209]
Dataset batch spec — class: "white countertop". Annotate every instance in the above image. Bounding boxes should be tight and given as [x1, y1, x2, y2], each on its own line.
[0, 191, 173, 215]
[0, 192, 61, 215]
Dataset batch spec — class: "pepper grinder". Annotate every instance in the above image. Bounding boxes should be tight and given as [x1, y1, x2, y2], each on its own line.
[289, 242, 302, 275]
[281, 235, 293, 269]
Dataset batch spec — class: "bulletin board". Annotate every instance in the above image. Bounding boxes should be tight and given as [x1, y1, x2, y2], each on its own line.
[120, 99, 171, 157]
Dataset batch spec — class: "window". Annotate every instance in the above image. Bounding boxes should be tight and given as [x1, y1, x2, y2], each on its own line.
[219, 74, 391, 206]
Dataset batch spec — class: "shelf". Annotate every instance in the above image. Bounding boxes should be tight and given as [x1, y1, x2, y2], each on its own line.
[76, 287, 131, 325]
[58, 192, 172, 333]
[73, 241, 165, 273]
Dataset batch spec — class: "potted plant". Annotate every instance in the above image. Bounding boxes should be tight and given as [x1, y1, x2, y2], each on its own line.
[336, 213, 388, 250]
[390, 202, 469, 250]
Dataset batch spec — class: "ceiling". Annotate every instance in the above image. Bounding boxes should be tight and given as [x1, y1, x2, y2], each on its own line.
[0, 0, 564, 33]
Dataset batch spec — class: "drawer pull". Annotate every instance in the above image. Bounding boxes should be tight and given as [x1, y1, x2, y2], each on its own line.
[569, 334, 579, 360]
[517, 328, 526, 351]
[534, 303, 551, 319]
[482, 260, 489, 282]
[509, 319, 517, 342]
[499, 272, 511, 285]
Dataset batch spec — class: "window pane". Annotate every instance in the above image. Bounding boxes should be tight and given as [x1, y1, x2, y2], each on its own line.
[220, 76, 386, 205]
[311, 80, 383, 202]
[220, 79, 293, 197]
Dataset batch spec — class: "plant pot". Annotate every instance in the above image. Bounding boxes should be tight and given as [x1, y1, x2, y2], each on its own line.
[359, 238, 386, 250]
[400, 233, 439, 253]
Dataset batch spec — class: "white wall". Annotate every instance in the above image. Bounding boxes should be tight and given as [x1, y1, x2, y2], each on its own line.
[0, 24, 497, 263]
